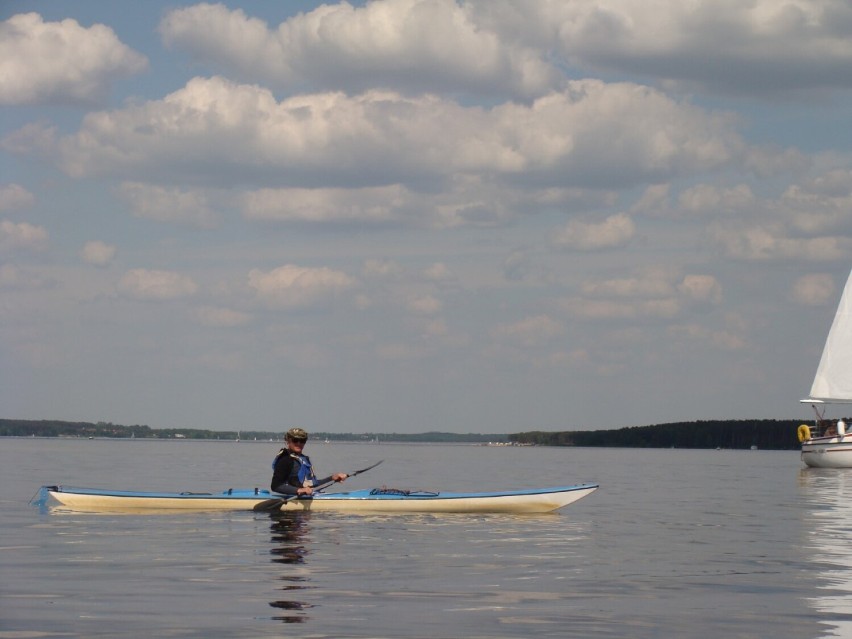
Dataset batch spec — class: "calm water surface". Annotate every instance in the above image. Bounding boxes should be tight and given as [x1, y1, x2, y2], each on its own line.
[0, 439, 848, 638]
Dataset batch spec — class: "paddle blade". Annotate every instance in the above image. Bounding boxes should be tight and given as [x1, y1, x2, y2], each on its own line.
[351, 460, 383, 476]
[253, 498, 285, 513]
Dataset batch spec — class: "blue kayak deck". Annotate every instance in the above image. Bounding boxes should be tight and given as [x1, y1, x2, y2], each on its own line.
[33, 483, 599, 513]
[37, 484, 598, 501]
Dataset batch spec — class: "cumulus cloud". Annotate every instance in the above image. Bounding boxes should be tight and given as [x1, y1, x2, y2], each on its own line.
[561, 270, 721, 321]
[581, 273, 675, 299]
[239, 186, 403, 224]
[744, 146, 809, 178]
[80, 241, 116, 267]
[0, 264, 21, 288]
[0, 184, 35, 211]
[502, 250, 531, 281]
[782, 171, 852, 236]
[159, 1, 852, 99]
[241, 180, 569, 229]
[363, 259, 404, 279]
[12, 77, 741, 195]
[552, 213, 635, 251]
[376, 342, 429, 361]
[424, 318, 449, 337]
[407, 295, 442, 316]
[630, 183, 672, 218]
[422, 262, 456, 282]
[677, 184, 755, 218]
[470, 0, 852, 97]
[1, 123, 58, 162]
[0, 13, 147, 105]
[802, 169, 852, 198]
[791, 273, 837, 306]
[560, 297, 681, 321]
[491, 314, 564, 347]
[667, 322, 746, 351]
[159, 0, 560, 99]
[678, 275, 723, 305]
[0, 264, 54, 290]
[118, 269, 198, 301]
[118, 182, 219, 228]
[711, 224, 852, 261]
[0, 220, 48, 252]
[195, 306, 251, 327]
[703, 167, 852, 262]
[248, 264, 357, 309]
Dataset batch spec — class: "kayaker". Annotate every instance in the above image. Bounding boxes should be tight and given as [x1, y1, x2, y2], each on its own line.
[271, 427, 348, 496]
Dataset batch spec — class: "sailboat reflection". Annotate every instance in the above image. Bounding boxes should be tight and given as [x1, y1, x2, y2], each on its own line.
[268, 512, 314, 623]
[799, 469, 852, 637]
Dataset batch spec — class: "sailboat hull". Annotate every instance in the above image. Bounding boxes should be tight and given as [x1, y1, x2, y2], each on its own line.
[801, 435, 852, 468]
[801, 266, 852, 467]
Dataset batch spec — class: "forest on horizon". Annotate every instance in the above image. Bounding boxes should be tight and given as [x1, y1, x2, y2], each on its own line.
[1, 418, 804, 449]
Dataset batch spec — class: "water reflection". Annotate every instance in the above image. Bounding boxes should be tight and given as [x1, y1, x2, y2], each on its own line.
[799, 468, 852, 638]
[268, 512, 313, 624]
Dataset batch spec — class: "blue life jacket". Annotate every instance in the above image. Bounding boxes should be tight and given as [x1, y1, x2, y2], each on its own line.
[295, 453, 316, 486]
[272, 449, 316, 487]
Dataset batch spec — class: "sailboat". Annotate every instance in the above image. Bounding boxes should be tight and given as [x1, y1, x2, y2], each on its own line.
[800, 268, 852, 467]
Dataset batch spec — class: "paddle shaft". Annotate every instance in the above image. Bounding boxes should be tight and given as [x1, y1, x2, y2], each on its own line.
[254, 460, 383, 512]
[304, 459, 383, 496]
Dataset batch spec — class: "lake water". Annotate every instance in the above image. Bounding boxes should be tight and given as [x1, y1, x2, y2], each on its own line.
[0, 438, 849, 638]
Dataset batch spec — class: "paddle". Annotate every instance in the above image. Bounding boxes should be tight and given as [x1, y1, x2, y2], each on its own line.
[253, 460, 383, 513]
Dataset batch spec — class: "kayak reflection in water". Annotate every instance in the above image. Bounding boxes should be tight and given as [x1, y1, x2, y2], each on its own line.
[269, 512, 312, 623]
[270, 512, 310, 565]
[271, 427, 348, 497]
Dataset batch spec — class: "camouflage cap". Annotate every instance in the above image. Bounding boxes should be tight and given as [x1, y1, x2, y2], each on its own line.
[286, 427, 308, 440]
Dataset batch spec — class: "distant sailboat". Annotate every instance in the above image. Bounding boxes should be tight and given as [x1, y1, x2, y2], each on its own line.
[800, 268, 852, 468]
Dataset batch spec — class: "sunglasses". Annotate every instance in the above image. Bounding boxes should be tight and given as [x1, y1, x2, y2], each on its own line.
[290, 438, 307, 444]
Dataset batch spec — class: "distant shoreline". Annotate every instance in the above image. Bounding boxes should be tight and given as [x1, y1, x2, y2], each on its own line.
[1, 435, 525, 447]
[1, 418, 803, 449]
[0, 419, 509, 444]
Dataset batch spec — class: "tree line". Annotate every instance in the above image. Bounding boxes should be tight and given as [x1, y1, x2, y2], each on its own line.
[1, 418, 806, 449]
[0, 420, 506, 443]
[509, 419, 803, 450]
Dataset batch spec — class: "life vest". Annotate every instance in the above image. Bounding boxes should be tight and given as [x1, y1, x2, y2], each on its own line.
[272, 449, 317, 487]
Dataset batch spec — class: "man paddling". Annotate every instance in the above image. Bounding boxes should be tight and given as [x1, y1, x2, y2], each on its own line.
[271, 428, 348, 497]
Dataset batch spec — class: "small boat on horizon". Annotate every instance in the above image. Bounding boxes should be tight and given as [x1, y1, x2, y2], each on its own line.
[800, 267, 852, 468]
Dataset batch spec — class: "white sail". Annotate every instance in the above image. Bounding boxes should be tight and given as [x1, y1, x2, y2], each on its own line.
[809, 268, 852, 402]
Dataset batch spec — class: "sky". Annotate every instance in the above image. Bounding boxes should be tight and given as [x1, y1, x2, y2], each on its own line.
[3, 0, 852, 435]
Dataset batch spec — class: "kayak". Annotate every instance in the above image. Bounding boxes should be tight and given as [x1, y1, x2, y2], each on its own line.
[33, 483, 598, 514]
